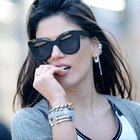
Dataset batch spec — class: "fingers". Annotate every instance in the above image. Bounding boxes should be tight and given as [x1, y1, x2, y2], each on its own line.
[33, 64, 68, 106]
[47, 67, 67, 76]
[34, 64, 66, 78]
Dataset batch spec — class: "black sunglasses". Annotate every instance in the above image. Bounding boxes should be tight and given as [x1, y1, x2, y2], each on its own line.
[28, 30, 91, 61]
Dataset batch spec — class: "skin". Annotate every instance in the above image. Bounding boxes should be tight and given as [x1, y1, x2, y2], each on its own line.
[33, 14, 118, 140]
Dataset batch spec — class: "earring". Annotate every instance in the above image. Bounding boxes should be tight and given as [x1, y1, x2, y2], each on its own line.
[94, 43, 103, 76]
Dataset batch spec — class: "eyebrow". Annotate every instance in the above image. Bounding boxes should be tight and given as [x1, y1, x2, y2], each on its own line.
[35, 30, 78, 41]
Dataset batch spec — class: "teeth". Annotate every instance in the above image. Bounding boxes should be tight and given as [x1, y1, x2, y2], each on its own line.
[60, 66, 67, 69]
[59, 66, 70, 70]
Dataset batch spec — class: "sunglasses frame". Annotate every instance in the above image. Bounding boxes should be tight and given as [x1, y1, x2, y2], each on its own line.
[28, 30, 91, 61]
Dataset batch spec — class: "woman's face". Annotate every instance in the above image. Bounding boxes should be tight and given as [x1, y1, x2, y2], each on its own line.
[36, 15, 95, 89]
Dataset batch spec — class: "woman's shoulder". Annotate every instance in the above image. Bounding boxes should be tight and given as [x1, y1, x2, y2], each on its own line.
[11, 99, 52, 139]
[104, 95, 140, 111]
[103, 94, 140, 121]
[104, 95, 140, 138]
[12, 99, 49, 123]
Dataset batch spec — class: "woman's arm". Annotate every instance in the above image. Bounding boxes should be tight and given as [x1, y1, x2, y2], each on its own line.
[11, 108, 52, 140]
[52, 121, 77, 140]
[33, 65, 78, 140]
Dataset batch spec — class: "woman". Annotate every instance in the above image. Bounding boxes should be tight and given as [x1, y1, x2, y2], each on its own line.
[11, 0, 140, 139]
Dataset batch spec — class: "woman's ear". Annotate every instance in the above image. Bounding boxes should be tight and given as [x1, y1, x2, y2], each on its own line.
[91, 37, 103, 75]
[91, 37, 102, 58]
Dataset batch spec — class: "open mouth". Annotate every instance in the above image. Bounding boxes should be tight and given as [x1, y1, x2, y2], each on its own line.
[58, 66, 71, 70]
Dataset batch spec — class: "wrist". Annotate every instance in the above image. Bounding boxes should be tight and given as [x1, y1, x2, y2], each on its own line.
[51, 99, 69, 108]
[48, 102, 75, 127]
[50, 95, 70, 108]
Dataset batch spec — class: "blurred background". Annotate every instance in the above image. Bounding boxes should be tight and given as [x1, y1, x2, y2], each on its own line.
[0, 0, 140, 133]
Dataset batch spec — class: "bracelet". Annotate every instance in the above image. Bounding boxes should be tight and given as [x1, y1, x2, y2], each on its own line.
[49, 116, 73, 127]
[55, 118, 72, 124]
[48, 109, 75, 120]
[49, 102, 74, 113]
[48, 102, 75, 127]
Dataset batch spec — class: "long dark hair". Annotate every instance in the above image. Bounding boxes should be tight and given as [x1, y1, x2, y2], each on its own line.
[13, 0, 132, 109]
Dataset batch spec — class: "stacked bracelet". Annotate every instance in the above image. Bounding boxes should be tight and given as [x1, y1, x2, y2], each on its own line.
[49, 102, 74, 113]
[48, 102, 75, 127]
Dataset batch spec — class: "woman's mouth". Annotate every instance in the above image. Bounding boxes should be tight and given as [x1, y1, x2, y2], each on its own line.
[58, 66, 71, 70]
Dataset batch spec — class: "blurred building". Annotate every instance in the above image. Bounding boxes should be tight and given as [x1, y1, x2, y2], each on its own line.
[0, 0, 140, 125]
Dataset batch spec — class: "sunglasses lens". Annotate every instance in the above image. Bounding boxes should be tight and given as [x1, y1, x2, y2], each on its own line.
[60, 33, 80, 54]
[29, 41, 51, 61]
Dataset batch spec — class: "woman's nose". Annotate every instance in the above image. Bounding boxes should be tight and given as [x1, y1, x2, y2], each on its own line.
[50, 45, 64, 60]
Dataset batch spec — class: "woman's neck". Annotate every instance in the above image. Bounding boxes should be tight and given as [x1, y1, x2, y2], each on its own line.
[65, 79, 102, 116]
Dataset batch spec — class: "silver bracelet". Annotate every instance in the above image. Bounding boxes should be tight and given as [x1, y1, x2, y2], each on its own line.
[48, 110, 75, 127]
[48, 102, 75, 127]
[50, 116, 73, 127]
[49, 102, 74, 113]
[49, 109, 75, 120]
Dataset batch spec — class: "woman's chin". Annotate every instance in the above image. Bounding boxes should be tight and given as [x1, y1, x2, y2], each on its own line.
[56, 75, 76, 89]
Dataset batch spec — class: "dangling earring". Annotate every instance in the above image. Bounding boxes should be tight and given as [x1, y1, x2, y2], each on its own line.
[94, 43, 103, 76]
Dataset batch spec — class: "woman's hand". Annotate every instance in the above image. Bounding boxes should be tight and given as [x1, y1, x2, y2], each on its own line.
[33, 64, 69, 107]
